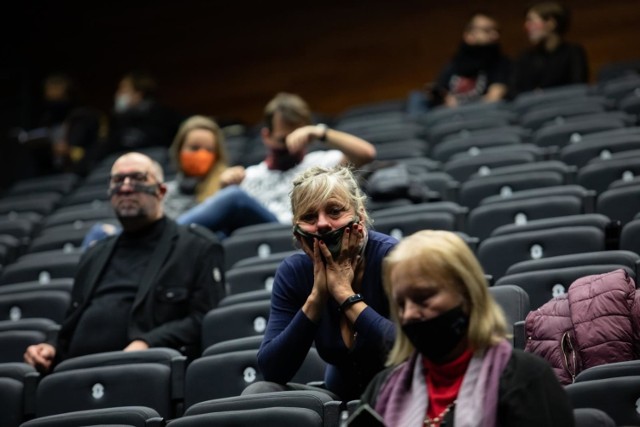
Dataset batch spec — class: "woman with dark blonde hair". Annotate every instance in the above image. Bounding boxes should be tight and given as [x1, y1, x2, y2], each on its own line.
[164, 115, 228, 218]
[355, 230, 573, 427]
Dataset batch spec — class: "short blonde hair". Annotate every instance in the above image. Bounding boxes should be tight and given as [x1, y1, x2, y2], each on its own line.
[383, 230, 508, 366]
[291, 165, 371, 227]
[169, 115, 229, 202]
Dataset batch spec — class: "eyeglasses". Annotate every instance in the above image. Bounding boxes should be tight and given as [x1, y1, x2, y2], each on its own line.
[109, 172, 150, 186]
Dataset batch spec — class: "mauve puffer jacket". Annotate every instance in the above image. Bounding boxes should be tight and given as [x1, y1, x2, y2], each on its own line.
[525, 269, 640, 385]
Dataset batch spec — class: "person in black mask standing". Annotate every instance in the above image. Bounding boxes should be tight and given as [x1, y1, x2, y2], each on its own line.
[242, 165, 398, 401]
[176, 92, 376, 238]
[24, 152, 225, 372]
[407, 12, 510, 115]
[355, 230, 574, 427]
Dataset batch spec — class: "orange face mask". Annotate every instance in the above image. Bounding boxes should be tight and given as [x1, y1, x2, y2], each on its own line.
[180, 149, 216, 177]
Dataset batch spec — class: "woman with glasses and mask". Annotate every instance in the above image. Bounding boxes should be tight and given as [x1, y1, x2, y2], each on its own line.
[242, 165, 398, 401]
[354, 230, 574, 427]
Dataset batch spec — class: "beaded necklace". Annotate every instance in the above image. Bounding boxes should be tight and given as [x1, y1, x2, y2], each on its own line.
[424, 400, 456, 427]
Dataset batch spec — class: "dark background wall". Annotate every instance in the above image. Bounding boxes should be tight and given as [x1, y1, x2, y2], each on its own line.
[5, 0, 640, 127]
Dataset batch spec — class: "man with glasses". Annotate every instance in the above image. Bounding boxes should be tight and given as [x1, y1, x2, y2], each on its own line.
[176, 92, 376, 237]
[24, 152, 225, 373]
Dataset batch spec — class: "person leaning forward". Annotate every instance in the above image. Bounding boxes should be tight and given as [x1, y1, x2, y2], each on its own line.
[24, 152, 225, 373]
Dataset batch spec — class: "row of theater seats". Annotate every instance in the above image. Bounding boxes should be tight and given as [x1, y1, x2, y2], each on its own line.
[4, 349, 639, 425]
[1, 74, 640, 425]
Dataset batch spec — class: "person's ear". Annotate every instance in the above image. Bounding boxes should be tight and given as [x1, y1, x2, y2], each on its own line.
[157, 183, 168, 198]
[130, 90, 144, 106]
[463, 31, 474, 45]
[546, 17, 558, 33]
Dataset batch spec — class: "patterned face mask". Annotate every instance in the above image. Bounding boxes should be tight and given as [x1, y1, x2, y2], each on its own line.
[294, 218, 358, 262]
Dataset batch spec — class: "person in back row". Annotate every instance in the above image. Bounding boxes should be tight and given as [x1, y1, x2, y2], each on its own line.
[176, 92, 376, 237]
[510, 1, 589, 96]
[25, 152, 225, 372]
[407, 11, 510, 116]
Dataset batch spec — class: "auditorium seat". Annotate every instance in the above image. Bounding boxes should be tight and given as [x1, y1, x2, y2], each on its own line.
[478, 225, 608, 280]
[179, 390, 340, 427]
[565, 376, 640, 426]
[495, 264, 634, 310]
[36, 348, 186, 418]
[0, 362, 39, 427]
[184, 348, 326, 407]
[20, 406, 164, 427]
[0, 290, 69, 323]
[167, 406, 323, 427]
[0, 318, 60, 363]
[201, 299, 270, 350]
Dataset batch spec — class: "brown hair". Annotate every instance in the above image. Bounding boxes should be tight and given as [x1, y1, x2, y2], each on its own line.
[170, 115, 229, 202]
[528, 1, 570, 35]
[123, 70, 158, 99]
[264, 92, 312, 131]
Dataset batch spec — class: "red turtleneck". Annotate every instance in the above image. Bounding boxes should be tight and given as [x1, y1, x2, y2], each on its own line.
[422, 348, 474, 422]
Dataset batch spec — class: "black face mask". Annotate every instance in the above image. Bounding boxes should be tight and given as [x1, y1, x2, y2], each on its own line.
[294, 218, 358, 261]
[265, 147, 305, 171]
[452, 42, 502, 77]
[401, 304, 469, 363]
[108, 183, 159, 197]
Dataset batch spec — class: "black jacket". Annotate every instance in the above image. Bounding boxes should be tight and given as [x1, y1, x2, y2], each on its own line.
[52, 218, 225, 364]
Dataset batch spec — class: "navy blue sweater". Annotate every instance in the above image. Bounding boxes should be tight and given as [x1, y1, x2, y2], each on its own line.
[257, 230, 398, 400]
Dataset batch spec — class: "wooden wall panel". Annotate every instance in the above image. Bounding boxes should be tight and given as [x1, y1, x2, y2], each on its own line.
[12, 0, 640, 124]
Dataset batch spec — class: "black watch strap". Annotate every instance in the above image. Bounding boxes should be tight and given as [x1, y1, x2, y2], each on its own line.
[339, 293, 364, 312]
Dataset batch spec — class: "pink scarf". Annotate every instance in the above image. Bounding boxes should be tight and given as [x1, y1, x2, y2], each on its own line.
[375, 339, 513, 427]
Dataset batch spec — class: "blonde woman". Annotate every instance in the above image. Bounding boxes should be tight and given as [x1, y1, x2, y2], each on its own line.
[243, 165, 397, 401]
[356, 230, 574, 427]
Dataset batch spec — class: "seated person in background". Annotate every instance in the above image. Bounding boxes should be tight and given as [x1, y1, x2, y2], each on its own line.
[510, 1, 589, 96]
[355, 230, 574, 427]
[163, 115, 229, 218]
[407, 11, 510, 115]
[24, 152, 225, 373]
[243, 166, 397, 401]
[176, 92, 376, 237]
[81, 115, 229, 247]
[87, 70, 183, 165]
[10, 73, 102, 177]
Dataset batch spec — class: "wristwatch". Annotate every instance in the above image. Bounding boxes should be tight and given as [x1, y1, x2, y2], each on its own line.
[316, 123, 329, 142]
[339, 293, 364, 312]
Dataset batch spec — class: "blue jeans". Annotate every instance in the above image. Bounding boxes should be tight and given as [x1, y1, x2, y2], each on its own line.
[176, 186, 278, 238]
[407, 89, 430, 119]
[81, 222, 122, 251]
